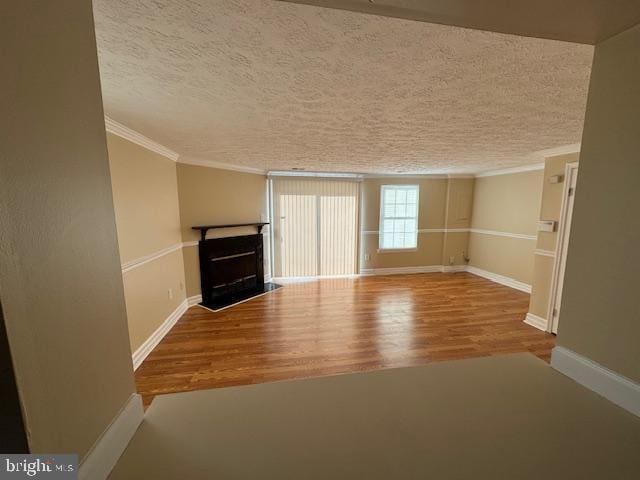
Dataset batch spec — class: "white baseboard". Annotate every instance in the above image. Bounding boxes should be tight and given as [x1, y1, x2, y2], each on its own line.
[132, 298, 188, 370]
[551, 346, 640, 418]
[465, 266, 532, 293]
[187, 294, 203, 306]
[524, 312, 548, 331]
[360, 265, 444, 276]
[79, 393, 144, 480]
[441, 265, 467, 273]
[275, 274, 360, 283]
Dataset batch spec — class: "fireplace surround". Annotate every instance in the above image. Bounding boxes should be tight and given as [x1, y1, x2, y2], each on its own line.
[193, 224, 279, 311]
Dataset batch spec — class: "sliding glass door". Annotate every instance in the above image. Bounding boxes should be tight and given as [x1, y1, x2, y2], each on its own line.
[271, 178, 360, 278]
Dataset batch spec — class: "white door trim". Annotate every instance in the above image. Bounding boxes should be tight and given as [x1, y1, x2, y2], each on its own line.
[546, 162, 579, 333]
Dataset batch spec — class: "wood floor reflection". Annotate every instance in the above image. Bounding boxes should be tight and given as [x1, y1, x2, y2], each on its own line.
[135, 272, 555, 407]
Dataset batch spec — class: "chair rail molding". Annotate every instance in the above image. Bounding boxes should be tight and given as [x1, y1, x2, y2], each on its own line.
[533, 248, 556, 258]
[121, 243, 184, 274]
[469, 228, 537, 241]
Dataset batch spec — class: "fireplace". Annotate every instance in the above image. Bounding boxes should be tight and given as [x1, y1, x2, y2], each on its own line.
[194, 224, 279, 311]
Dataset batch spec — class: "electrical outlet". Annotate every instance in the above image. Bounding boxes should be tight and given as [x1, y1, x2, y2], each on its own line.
[364, 253, 371, 261]
[168, 288, 173, 300]
[179, 282, 184, 291]
[449, 256, 455, 265]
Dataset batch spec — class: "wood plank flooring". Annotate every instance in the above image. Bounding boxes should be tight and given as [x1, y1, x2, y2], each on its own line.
[135, 272, 555, 407]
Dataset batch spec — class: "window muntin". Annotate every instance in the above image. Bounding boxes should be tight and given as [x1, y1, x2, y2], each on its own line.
[379, 185, 419, 250]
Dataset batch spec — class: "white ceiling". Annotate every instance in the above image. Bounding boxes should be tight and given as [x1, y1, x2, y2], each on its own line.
[94, 0, 593, 174]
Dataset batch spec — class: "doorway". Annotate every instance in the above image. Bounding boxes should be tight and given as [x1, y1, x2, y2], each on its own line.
[548, 162, 579, 334]
[0, 300, 29, 452]
[270, 177, 360, 278]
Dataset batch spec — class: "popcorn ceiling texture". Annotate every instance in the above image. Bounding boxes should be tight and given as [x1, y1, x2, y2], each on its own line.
[93, 0, 593, 174]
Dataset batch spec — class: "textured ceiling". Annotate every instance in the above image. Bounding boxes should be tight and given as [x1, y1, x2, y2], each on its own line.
[94, 0, 594, 174]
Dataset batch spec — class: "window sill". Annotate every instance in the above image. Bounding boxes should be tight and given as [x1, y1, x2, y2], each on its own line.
[377, 248, 418, 253]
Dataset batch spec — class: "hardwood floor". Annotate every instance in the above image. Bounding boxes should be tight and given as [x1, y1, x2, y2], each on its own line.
[135, 272, 555, 407]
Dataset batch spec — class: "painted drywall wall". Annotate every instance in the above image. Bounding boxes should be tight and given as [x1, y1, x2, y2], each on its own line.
[528, 152, 580, 320]
[0, 0, 135, 457]
[361, 177, 473, 270]
[555, 23, 640, 383]
[441, 178, 474, 266]
[122, 250, 186, 350]
[107, 133, 183, 262]
[176, 164, 268, 297]
[468, 170, 543, 284]
[107, 133, 187, 352]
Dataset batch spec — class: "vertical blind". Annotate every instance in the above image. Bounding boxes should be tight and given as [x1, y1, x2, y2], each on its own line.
[271, 177, 360, 277]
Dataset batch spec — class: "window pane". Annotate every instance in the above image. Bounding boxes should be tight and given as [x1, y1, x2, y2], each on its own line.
[406, 203, 417, 218]
[386, 189, 396, 204]
[379, 185, 420, 250]
[382, 233, 394, 249]
[384, 203, 395, 218]
[405, 219, 416, 233]
[394, 232, 405, 247]
[405, 233, 417, 248]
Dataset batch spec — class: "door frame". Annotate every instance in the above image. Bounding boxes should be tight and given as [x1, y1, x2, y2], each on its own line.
[546, 161, 579, 333]
[268, 177, 361, 279]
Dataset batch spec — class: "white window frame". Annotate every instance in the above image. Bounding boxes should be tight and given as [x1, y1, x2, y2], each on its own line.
[378, 184, 420, 252]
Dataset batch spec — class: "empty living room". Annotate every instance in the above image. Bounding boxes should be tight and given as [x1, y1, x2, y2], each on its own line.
[2, 1, 640, 479]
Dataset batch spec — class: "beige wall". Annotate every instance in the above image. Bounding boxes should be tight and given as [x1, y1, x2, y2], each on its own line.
[107, 133, 183, 261]
[441, 178, 474, 266]
[107, 133, 187, 352]
[556, 23, 640, 383]
[468, 170, 543, 284]
[528, 152, 580, 319]
[0, 0, 135, 457]
[361, 177, 473, 270]
[122, 250, 186, 350]
[176, 164, 268, 296]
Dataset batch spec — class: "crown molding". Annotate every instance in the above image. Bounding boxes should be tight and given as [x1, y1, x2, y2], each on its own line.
[104, 116, 179, 161]
[447, 173, 475, 179]
[178, 156, 266, 175]
[362, 173, 450, 179]
[532, 142, 581, 160]
[268, 171, 363, 179]
[102, 118, 578, 177]
[474, 163, 545, 178]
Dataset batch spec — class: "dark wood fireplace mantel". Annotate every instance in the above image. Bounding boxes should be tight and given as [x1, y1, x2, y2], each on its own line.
[192, 223, 269, 241]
